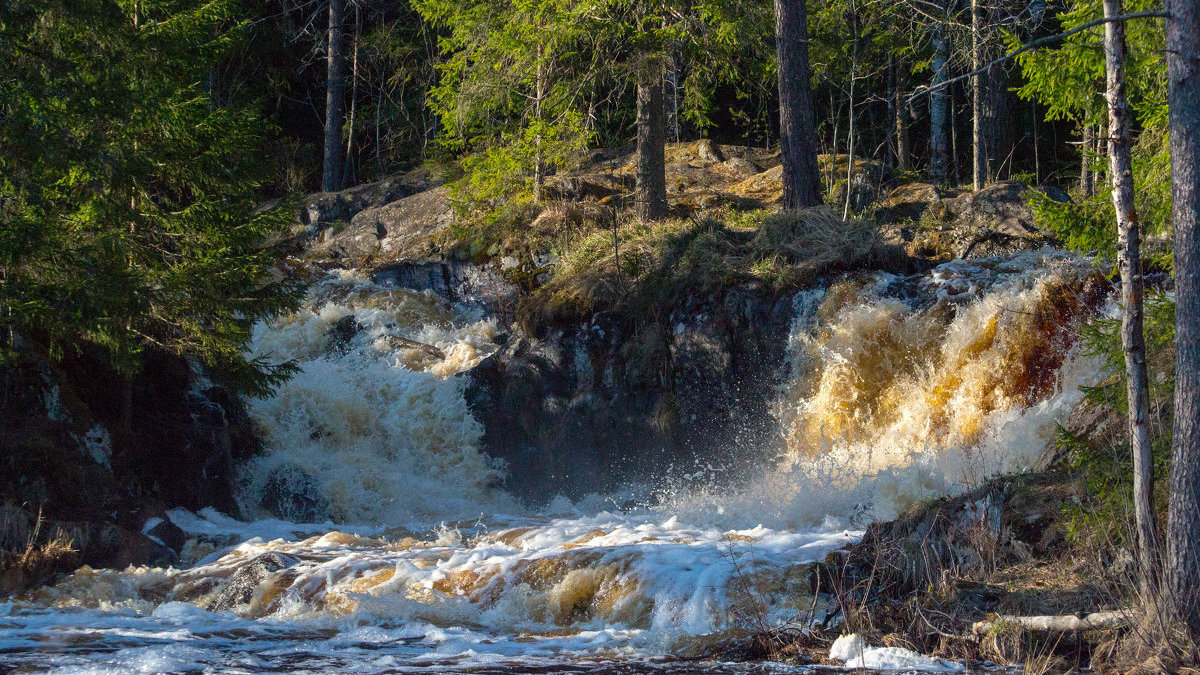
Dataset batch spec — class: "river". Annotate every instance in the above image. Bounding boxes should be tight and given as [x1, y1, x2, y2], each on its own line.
[1, 250, 1104, 673]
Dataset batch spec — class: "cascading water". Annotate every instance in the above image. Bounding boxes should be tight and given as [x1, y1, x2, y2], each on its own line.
[0, 251, 1109, 673]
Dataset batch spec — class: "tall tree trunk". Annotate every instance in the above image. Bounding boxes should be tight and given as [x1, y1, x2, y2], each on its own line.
[1105, 0, 1158, 593]
[888, 56, 897, 166]
[322, 0, 346, 193]
[843, 3, 859, 220]
[1081, 125, 1095, 197]
[1166, 0, 1200, 635]
[533, 41, 546, 204]
[775, 0, 822, 208]
[951, 72, 960, 184]
[635, 57, 667, 221]
[342, 2, 359, 189]
[888, 57, 912, 173]
[972, 0, 987, 190]
[931, 26, 950, 187]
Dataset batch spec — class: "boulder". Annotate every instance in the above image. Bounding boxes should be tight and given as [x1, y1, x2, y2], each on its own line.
[92, 525, 177, 568]
[544, 175, 624, 201]
[144, 517, 188, 555]
[258, 464, 330, 523]
[722, 157, 762, 178]
[875, 182, 956, 223]
[202, 552, 301, 613]
[315, 186, 453, 262]
[729, 165, 784, 206]
[297, 170, 436, 229]
[696, 138, 726, 163]
[880, 181, 1059, 260]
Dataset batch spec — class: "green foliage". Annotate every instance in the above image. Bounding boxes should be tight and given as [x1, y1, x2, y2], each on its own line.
[418, 0, 774, 210]
[1014, 0, 1166, 126]
[1061, 292, 1175, 548]
[1030, 127, 1174, 270]
[0, 0, 303, 395]
[416, 0, 595, 210]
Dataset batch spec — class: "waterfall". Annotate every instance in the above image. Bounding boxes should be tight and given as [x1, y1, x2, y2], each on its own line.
[3, 250, 1112, 672]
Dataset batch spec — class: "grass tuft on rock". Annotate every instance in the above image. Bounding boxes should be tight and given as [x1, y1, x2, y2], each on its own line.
[1, 504, 78, 594]
[518, 206, 909, 332]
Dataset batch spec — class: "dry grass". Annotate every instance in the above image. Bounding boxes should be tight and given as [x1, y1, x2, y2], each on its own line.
[518, 206, 909, 331]
[1, 504, 78, 595]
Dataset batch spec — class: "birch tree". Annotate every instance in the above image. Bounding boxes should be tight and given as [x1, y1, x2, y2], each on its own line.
[1103, 0, 1158, 592]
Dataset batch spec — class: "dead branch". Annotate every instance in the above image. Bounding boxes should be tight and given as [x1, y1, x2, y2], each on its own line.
[971, 610, 1129, 636]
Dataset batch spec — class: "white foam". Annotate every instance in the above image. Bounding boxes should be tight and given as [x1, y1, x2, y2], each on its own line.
[237, 273, 515, 528]
[831, 632, 964, 671]
[4, 251, 1108, 673]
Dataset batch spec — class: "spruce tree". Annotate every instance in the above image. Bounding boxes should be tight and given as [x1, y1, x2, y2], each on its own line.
[0, 0, 302, 395]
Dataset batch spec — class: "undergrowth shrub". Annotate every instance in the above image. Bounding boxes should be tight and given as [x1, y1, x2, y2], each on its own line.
[1060, 292, 1175, 552]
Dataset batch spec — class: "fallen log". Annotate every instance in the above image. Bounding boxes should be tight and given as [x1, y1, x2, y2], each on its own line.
[384, 334, 446, 360]
[971, 610, 1128, 636]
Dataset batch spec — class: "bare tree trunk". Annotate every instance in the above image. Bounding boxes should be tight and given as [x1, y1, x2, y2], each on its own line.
[775, 0, 822, 208]
[342, 2, 359, 189]
[1081, 124, 1095, 197]
[1166, 0, 1200, 636]
[636, 56, 667, 221]
[1105, 0, 1158, 594]
[888, 56, 898, 168]
[931, 26, 950, 187]
[843, 3, 859, 220]
[898, 94, 911, 173]
[533, 41, 546, 204]
[972, 0, 986, 190]
[322, 0, 346, 193]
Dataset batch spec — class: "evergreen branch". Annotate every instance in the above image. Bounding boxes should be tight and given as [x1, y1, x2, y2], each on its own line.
[909, 10, 1169, 102]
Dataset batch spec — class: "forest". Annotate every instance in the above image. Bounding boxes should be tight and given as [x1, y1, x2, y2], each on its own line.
[2, 0, 1200, 672]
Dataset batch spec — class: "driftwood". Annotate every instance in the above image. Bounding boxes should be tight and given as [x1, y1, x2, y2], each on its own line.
[384, 334, 446, 360]
[971, 610, 1128, 636]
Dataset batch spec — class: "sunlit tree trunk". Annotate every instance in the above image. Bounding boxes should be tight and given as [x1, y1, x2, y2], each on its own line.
[930, 26, 950, 187]
[322, 0, 345, 193]
[341, 3, 359, 188]
[1104, 0, 1158, 593]
[775, 0, 821, 208]
[843, 2, 859, 220]
[1166, 0, 1200, 636]
[533, 41, 546, 204]
[972, 0, 987, 190]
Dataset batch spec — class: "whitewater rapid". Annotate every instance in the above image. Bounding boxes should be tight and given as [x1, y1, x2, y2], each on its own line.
[0, 250, 1107, 673]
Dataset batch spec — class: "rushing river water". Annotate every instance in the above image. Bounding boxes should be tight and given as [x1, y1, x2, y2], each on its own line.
[1, 250, 1105, 673]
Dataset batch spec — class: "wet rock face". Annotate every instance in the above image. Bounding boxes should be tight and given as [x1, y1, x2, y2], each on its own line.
[1, 345, 258, 576]
[465, 285, 795, 502]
